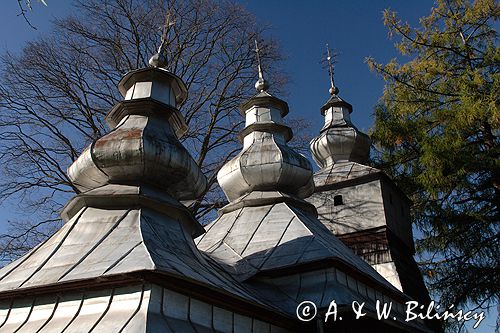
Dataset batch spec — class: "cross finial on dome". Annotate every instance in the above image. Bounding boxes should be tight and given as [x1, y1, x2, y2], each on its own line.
[254, 39, 269, 92]
[322, 43, 339, 96]
[149, 9, 176, 68]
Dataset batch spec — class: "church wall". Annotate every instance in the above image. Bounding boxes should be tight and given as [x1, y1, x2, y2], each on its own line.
[310, 176, 415, 254]
[308, 178, 421, 294]
[311, 179, 387, 235]
[146, 284, 290, 333]
[379, 179, 413, 250]
[372, 262, 403, 291]
[0, 284, 148, 332]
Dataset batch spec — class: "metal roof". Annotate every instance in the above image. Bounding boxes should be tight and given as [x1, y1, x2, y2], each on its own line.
[196, 194, 401, 292]
[0, 203, 286, 313]
[0, 46, 436, 332]
[0, 284, 291, 333]
[313, 161, 380, 189]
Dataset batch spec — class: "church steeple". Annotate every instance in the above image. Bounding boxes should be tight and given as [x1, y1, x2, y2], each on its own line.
[309, 45, 371, 168]
[306, 45, 433, 313]
[217, 40, 314, 202]
[195, 43, 431, 333]
[67, 24, 207, 203]
[0, 19, 436, 333]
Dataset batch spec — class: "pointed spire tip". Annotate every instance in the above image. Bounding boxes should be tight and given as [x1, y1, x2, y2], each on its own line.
[254, 39, 269, 92]
[324, 43, 339, 96]
[149, 9, 176, 68]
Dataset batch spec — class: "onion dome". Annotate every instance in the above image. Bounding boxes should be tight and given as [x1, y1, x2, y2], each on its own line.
[67, 52, 207, 201]
[217, 41, 314, 202]
[309, 50, 371, 168]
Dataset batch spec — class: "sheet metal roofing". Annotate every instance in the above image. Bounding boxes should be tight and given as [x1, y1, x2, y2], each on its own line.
[196, 197, 400, 294]
[0, 46, 434, 333]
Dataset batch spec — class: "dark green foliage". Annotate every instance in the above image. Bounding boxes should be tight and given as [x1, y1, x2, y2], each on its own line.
[368, 0, 499, 316]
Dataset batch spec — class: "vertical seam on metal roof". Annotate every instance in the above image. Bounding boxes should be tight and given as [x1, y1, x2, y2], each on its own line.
[257, 216, 296, 270]
[102, 241, 143, 275]
[35, 295, 60, 333]
[118, 283, 145, 333]
[240, 205, 274, 257]
[88, 288, 116, 332]
[12, 297, 36, 333]
[60, 293, 85, 333]
[0, 299, 14, 329]
[57, 209, 132, 282]
[18, 207, 89, 288]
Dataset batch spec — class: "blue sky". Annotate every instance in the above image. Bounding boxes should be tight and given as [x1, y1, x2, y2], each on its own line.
[0, 0, 434, 133]
[240, 0, 434, 133]
[0, 1, 497, 331]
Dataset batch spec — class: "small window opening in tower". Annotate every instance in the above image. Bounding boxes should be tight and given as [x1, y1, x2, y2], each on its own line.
[333, 195, 343, 206]
[389, 193, 393, 205]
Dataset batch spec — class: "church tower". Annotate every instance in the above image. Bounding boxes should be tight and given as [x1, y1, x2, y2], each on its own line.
[307, 48, 430, 306]
[197, 42, 433, 333]
[0, 34, 436, 332]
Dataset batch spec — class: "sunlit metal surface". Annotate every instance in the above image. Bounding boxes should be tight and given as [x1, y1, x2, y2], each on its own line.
[0, 39, 435, 332]
[0, 284, 290, 333]
[67, 63, 206, 201]
[197, 73, 432, 333]
[197, 199, 401, 289]
[310, 94, 371, 169]
[217, 89, 314, 202]
[306, 85, 433, 320]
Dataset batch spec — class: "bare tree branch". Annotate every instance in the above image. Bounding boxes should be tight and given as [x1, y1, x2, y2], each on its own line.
[0, 0, 309, 265]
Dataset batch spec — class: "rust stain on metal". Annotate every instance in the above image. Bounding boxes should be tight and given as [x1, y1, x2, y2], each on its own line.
[95, 129, 143, 148]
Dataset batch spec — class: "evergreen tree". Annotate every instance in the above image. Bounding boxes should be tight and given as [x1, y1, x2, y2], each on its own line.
[368, 0, 499, 314]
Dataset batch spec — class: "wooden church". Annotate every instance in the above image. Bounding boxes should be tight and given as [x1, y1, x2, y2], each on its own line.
[0, 37, 438, 332]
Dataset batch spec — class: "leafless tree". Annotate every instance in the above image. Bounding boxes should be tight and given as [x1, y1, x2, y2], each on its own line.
[0, 0, 310, 265]
[15, 0, 48, 29]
